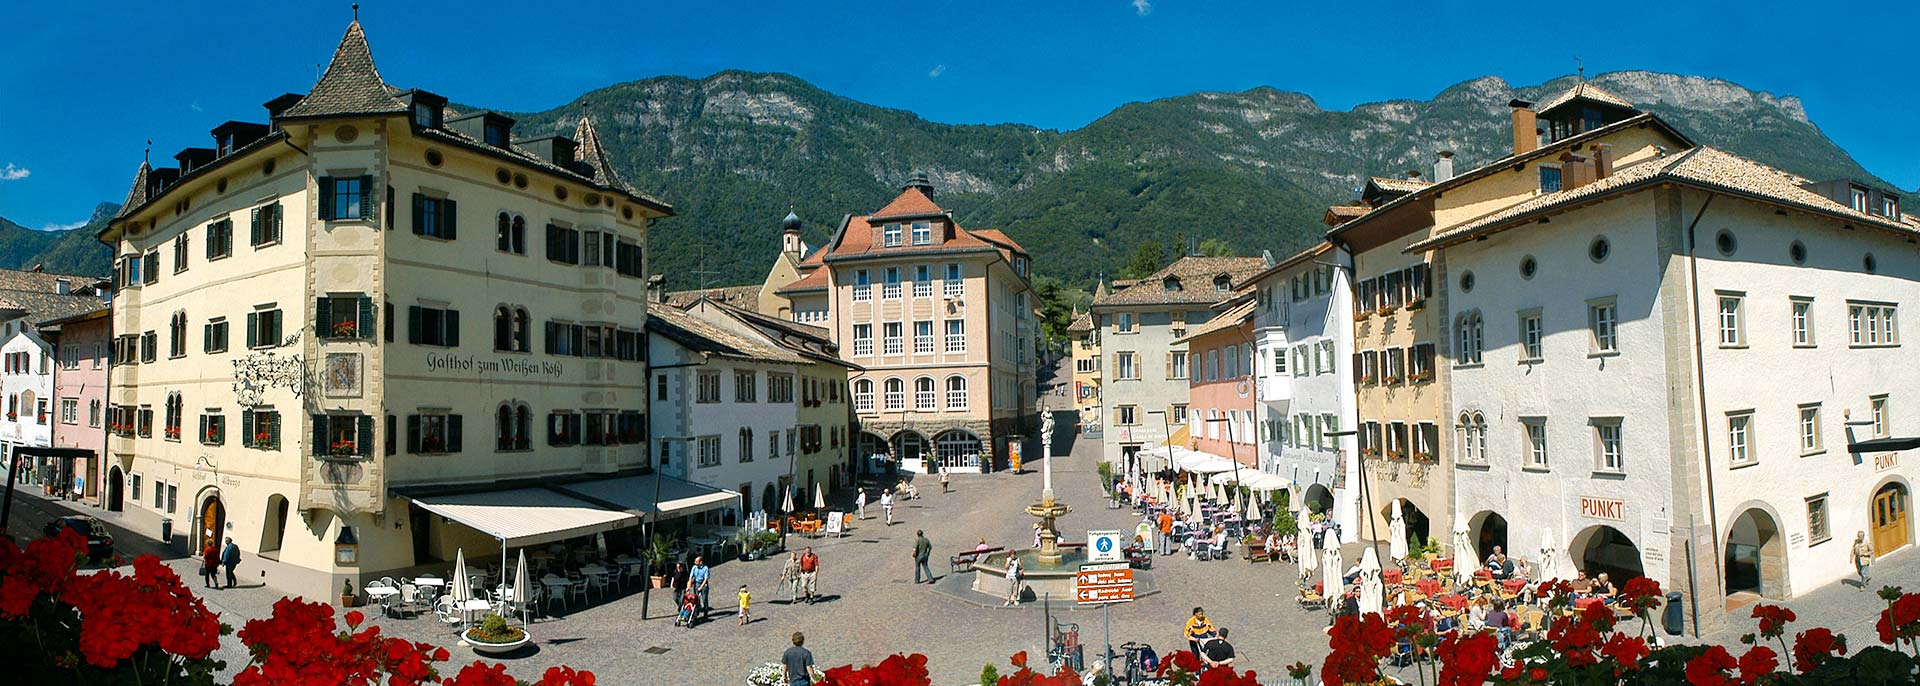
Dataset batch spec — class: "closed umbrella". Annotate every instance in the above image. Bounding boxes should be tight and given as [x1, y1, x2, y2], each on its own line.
[1538, 530, 1562, 582]
[1359, 547, 1384, 615]
[813, 482, 826, 510]
[1244, 497, 1260, 526]
[513, 550, 531, 626]
[451, 548, 472, 640]
[782, 485, 795, 514]
[1322, 545, 1343, 606]
[1388, 501, 1409, 564]
[1451, 513, 1474, 586]
[1298, 522, 1319, 580]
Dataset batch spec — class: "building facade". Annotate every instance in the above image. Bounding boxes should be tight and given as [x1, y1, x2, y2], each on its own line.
[101, 18, 672, 598]
[43, 307, 113, 504]
[1243, 243, 1361, 543]
[1177, 300, 1258, 468]
[1, 270, 108, 497]
[1094, 256, 1266, 467]
[1067, 311, 1101, 431]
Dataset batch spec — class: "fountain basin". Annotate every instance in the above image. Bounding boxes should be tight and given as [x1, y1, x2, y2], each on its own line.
[969, 548, 1093, 602]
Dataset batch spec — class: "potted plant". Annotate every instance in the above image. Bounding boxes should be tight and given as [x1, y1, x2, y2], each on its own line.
[645, 534, 673, 588]
[462, 612, 529, 655]
[735, 529, 758, 561]
[339, 579, 358, 607]
[331, 320, 358, 338]
[329, 440, 356, 457]
[754, 529, 783, 556]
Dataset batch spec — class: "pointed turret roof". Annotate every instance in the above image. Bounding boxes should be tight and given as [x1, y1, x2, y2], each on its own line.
[111, 161, 152, 220]
[572, 113, 631, 193]
[1536, 81, 1636, 117]
[279, 20, 407, 119]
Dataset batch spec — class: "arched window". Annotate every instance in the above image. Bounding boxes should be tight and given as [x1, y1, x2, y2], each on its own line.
[853, 379, 874, 412]
[739, 427, 754, 461]
[883, 378, 905, 410]
[494, 306, 514, 351]
[1456, 412, 1477, 464]
[516, 406, 531, 447]
[1472, 412, 1487, 464]
[497, 212, 512, 252]
[945, 375, 968, 410]
[914, 377, 935, 410]
[1457, 312, 1484, 365]
[512, 308, 530, 352]
[497, 403, 516, 449]
[510, 215, 526, 254]
[169, 311, 187, 358]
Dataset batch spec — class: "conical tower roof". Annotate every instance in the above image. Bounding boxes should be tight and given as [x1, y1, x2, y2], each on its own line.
[111, 161, 152, 220]
[572, 113, 631, 193]
[279, 20, 406, 119]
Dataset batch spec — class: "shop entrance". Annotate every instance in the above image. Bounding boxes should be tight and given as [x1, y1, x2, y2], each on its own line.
[1873, 482, 1911, 555]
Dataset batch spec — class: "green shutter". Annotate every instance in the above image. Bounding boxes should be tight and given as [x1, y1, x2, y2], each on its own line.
[406, 415, 421, 453]
[314, 297, 332, 338]
[317, 179, 334, 221]
[202, 323, 212, 353]
[251, 207, 263, 243]
[444, 309, 459, 347]
[246, 312, 259, 348]
[443, 199, 457, 240]
[359, 175, 375, 223]
[268, 412, 281, 449]
[312, 415, 328, 457]
[357, 416, 374, 456]
[357, 297, 374, 339]
[447, 414, 463, 453]
[271, 203, 283, 240]
[241, 411, 254, 446]
[407, 306, 423, 344]
[411, 193, 425, 235]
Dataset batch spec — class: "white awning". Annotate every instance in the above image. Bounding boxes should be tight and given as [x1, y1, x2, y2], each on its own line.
[1236, 471, 1292, 492]
[553, 474, 739, 519]
[1174, 451, 1240, 474]
[408, 488, 639, 548]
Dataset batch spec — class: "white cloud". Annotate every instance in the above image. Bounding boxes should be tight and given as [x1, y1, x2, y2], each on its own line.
[928, 64, 947, 78]
[0, 164, 28, 181]
[37, 219, 88, 232]
[190, 100, 205, 112]
[1132, 0, 1151, 15]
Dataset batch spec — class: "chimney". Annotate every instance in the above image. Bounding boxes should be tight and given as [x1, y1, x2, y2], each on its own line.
[1405, 169, 1422, 181]
[1433, 151, 1455, 183]
[1593, 143, 1614, 180]
[1509, 99, 1538, 155]
[1560, 152, 1595, 190]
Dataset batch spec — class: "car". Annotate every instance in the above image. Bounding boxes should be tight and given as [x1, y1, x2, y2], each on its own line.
[43, 515, 114, 561]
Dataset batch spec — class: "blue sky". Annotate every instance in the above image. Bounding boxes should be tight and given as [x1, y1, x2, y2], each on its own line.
[2, 0, 1915, 230]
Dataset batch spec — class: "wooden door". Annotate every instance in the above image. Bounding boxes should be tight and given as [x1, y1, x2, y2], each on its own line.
[200, 496, 225, 548]
[1874, 485, 1909, 555]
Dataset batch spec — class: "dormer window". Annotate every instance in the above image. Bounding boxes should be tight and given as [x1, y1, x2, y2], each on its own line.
[1162, 276, 1183, 292]
[1882, 196, 1900, 219]
[1213, 275, 1232, 291]
[883, 223, 903, 247]
[413, 103, 439, 129]
[910, 222, 932, 245]
[1539, 166, 1564, 193]
[1851, 186, 1869, 212]
[217, 135, 235, 156]
[484, 123, 509, 147]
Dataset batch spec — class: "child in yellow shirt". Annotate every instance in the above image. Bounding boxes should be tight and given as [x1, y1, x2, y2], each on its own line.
[737, 585, 751, 626]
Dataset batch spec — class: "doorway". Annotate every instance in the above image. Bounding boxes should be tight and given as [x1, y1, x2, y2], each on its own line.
[105, 466, 124, 512]
[1470, 511, 1509, 561]
[198, 494, 226, 549]
[1873, 482, 1911, 555]
[1571, 524, 1645, 582]
[261, 495, 290, 554]
[1725, 507, 1786, 598]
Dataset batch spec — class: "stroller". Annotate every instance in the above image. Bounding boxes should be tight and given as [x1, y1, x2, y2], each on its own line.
[675, 589, 699, 628]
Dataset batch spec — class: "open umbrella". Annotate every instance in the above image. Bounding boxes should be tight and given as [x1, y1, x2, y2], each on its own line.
[1538, 530, 1563, 582]
[1298, 522, 1319, 580]
[1451, 513, 1474, 586]
[1388, 500, 1409, 564]
[513, 549, 531, 626]
[1358, 547, 1384, 615]
[1322, 544, 1344, 606]
[813, 482, 826, 510]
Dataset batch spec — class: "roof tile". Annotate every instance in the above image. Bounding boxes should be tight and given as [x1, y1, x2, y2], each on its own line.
[279, 21, 407, 119]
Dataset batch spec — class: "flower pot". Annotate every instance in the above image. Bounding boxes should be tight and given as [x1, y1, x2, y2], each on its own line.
[463, 628, 530, 655]
[340, 594, 358, 607]
[650, 574, 668, 589]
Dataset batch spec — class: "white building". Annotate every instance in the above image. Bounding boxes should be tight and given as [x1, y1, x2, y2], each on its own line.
[1244, 243, 1361, 543]
[2, 329, 55, 470]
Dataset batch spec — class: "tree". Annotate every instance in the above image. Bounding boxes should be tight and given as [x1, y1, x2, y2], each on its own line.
[1119, 240, 1168, 279]
[1196, 237, 1233, 257]
[1030, 275, 1090, 344]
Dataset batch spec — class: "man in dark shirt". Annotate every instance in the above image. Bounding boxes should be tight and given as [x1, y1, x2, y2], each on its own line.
[1199, 628, 1236, 670]
[912, 530, 934, 583]
[782, 632, 815, 686]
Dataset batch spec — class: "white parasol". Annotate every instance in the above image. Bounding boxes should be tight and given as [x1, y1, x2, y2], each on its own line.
[1389, 500, 1409, 564]
[813, 482, 826, 510]
[1359, 546, 1384, 615]
[1538, 530, 1563, 582]
[451, 548, 471, 605]
[513, 549, 531, 626]
[782, 485, 795, 514]
[1245, 497, 1261, 525]
[1298, 523, 1319, 579]
[1322, 544, 1344, 604]
[1451, 513, 1474, 586]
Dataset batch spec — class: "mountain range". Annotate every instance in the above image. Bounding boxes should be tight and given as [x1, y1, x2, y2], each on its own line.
[4, 71, 1902, 288]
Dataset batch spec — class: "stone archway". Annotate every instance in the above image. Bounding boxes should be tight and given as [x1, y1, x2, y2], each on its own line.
[1469, 511, 1509, 561]
[1570, 524, 1645, 582]
[196, 490, 226, 550]
[104, 465, 124, 512]
[1382, 499, 1432, 550]
[1725, 506, 1787, 599]
[260, 494, 291, 553]
[1303, 484, 1334, 515]
[891, 430, 930, 466]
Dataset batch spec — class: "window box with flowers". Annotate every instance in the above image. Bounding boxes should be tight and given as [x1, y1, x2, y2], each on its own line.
[1376, 305, 1397, 317]
[1386, 448, 1406, 461]
[328, 439, 357, 457]
[164, 426, 181, 441]
[1412, 368, 1434, 383]
[1413, 450, 1436, 464]
[5, 411, 17, 422]
[1361, 446, 1381, 458]
[1381, 375, 1401, 385]
[204, 427, 222, 445]
[1406, 297, 1426, 311]
[251, 432, 274, 448]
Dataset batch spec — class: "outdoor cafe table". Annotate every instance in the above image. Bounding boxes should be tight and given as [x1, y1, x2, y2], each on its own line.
[365, 585, 401, 617]
[540, 575, 575, 610]
[689, 536, 722, 558]
[581, 564, 611, 598]
[458, 598, 493, 625]
[415, 576, 446, 593]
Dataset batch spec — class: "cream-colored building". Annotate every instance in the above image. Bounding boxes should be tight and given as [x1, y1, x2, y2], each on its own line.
[765, 176, 1038, 473]
[99, 18, 697, 599]
[1067, 311, 1101, 430]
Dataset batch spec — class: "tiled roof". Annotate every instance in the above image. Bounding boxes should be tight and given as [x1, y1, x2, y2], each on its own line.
[869, 186, 944, 220]
[1410, 146, 1919, 252]
[664, 284, 760, 310]
[711, 301, 832, 343]
[413, 126, 671, 212]
[112, 162, 152, 221]
[774, 267, 831, 294]
[825, 212, 997, 261]
[1535, 82, 1636, 116]
[1092, 256, 1267, 307]
[1234, 241, 1333, 289]
[645, 305, 810, 365]
[1326, 205, 1370, 218]
[972, 228, 1026, 253]
[1369, 176, 1433, 194]
[278, 21, 407, 119]
[572, 113, 632, 194]
[1066, 312, 1094, 334]
[0, 270, 110, 325]
[1172, 300, 1255, 345]
[700, 301, 854, 369]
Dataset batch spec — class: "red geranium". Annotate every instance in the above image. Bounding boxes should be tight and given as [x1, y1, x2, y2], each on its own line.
[1321, 613, 1394, 685]
[1598, 633, 1649, 673]
[1435, 630, 1498, 686]
[1737, 645, 1779, 683]
[1878, 592, 1920, 645]
[1791, 627, 1847, 673]
[1684, 645, 1739, 686]
[818, 652, 933, 686]
[1617, 577, 1664, 617]
[1751, 604, 1796, 639]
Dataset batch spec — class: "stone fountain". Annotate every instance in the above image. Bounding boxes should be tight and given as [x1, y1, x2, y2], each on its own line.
[1025, 407, 1071, 563]
[970, 405, 1097, 602]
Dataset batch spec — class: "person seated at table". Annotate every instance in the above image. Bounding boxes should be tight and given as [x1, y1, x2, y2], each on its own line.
[1206, 526, 1229, 560]
[1262, 530, 1280, 562]
[1337, 590, 1360, 618]
[1486, 546, 1514, 580]
[1590, 572, 1615, 599]
[1344, 561, 1363, 585]
[1465, 596, 1490, 630]
[1484, 600, 1514, 649]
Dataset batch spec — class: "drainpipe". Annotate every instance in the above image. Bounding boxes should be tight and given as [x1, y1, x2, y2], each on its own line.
[1682, 192, 1721, 634]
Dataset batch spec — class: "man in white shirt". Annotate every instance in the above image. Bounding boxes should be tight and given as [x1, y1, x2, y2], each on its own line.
[880, 489, 895, 525]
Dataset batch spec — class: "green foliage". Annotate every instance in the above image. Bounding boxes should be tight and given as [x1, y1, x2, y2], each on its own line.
[1030, 275, 1090, 343]
[1195, 238, 1233, 257]
[467, 612, 526, 644]
[1271, 508, 1298, 537]
[979, 663, 998, 686]
[1119, 240, 1169, 279]
[1096, 461, 1113, 490]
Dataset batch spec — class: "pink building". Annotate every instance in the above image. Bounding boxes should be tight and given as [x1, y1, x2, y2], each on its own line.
[41, 306, 111, 505]
[1177, 299, 1258, 468]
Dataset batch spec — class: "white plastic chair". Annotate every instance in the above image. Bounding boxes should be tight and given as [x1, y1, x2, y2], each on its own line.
[567, 571, 590, 605]
[434, 596, 462, 633]
[398, 583, 422, 618]
[541, 575, 569, 613]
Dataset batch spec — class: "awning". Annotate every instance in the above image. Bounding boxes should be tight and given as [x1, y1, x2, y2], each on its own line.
[1851, 436, 1920, 452]
[1233, 471, 1292, 492]
[1174, 451, 1240, 474]
[408, 487, 639, 548]
[553, 474, 739, 519]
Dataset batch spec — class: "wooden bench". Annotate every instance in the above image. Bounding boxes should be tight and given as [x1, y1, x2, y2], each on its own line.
[1242, 543, 1276, 563]
[951, 546, 1004, 572]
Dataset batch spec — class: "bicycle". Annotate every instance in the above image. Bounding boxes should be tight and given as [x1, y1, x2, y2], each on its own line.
[1116, 641, 1158, 686]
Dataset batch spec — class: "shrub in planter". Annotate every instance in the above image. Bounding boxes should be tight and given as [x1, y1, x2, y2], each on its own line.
[465, 613, 525, 646]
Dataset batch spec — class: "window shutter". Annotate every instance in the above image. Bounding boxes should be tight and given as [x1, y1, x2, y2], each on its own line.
[359, 175, 376, 224]
[411, 193, 426, 235]
[268, 412, 281, 449]
[544, 322, 557, 354]
[548, 415, 561, 446]
[443, 199, 457, 240]
[312, 415, 327, 456]
[358, 416, 374, 456]
[444, 309, 460, 347]
[357, 297, 374, 338]
[317, 179, 334, 220]
[570, 325, 582, 356]
[406, 415, 421, 453]
[241, 410, 254, 445]
[199, 414, 208, 440]
[205, 227, 217, 259]
[384, 415, 396, 455]
[246, 312, 259, 348]
[385, 186, 395, 231]
[407, 306, 424, 344]
[383, 302, 394, 342]
[447, 414, 463, 453]
[314, 297, 332, 337]
[203, 323, 212, 353]
[271, 203, 283, 239]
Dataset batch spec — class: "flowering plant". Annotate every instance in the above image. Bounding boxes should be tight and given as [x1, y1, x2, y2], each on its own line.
[1386, 448, 1406, 461]
[1413, 368, 1434, 382]
[252, 431, 272, 447]
[166, 426, 181, 439]
[205, 427, 220, 442]
[329, 439, 356, 456]
[1412, 450, 1435, 464]
[330, 320, 358, 338]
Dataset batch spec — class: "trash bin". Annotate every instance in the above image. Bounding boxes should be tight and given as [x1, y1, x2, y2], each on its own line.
[160, 517, 173, 542]
[1663, 592, 1685, 635]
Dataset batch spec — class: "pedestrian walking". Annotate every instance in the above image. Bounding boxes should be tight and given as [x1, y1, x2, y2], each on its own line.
[220, 537, 241, 588]
[880, 489, 895, 525]
[798, 547, 820, 604]
[1157, 511, 1175, 556]
[737, 585, 752, 626]
[690, 556, 712, 617]
[1003, 555, 1023, 606]
[912, 530, 934, 584]
[1183, 607, 1217, 659]
[940, 469, 950, 493]
[670, 561, 689, 602]
[1853, 531, 1876, 589]
[780, 552, 803, 603]
[200, 542, 220, 588]
[783, 632, 816, 686]
[856, 489, 868, 520]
